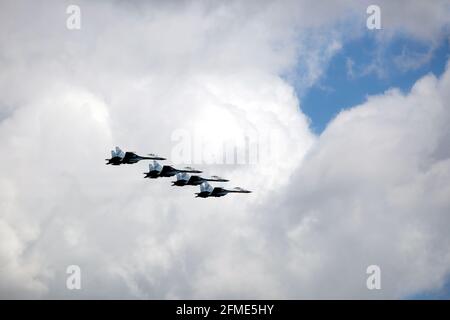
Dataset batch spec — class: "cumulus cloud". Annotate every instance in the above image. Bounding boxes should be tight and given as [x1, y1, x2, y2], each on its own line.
[0, 0, 449, 299]
[265, 65, 450, 298]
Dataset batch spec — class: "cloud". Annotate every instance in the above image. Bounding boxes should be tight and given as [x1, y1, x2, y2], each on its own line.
[0, 0, 449, 299]
[0, 0, 318, 299]
[374, 0, 450, 41]
[264, 64, 450, 298]
[393, 45, 435, 72]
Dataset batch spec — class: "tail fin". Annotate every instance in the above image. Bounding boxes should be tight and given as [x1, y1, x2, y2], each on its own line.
[176, 172, 190, 181]
[115, 146, 125, 158]
[148, 160, 163, 173]
[200, 181, 213, 193]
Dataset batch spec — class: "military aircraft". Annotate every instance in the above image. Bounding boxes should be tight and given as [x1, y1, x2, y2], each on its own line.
[144, 161, 202, 179]
[106, 147, 166, 165]
[195, 181, 252, 198]
[171, 172, 229, 186]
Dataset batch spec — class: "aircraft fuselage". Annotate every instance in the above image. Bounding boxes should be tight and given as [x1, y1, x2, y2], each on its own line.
[146, 166, 179, 178]
[196, 188, 228, 198]
[106, 157, 123, 165]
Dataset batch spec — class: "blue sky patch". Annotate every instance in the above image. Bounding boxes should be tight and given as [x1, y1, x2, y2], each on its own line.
[299, 34, 450, 134]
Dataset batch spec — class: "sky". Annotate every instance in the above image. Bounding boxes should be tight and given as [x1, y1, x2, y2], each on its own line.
[302, 33, 450, 133]
[0, 0, 450, 299]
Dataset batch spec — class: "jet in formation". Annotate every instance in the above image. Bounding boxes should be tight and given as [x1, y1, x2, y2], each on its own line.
[172, 172, 229, 186]
[195, 181, 252, 198]
[106, 147, 251, 198]
[143, 161, 202, 179]
[106, 147, 166, 165]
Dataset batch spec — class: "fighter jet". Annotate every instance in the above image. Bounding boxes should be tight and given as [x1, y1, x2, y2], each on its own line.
[195, 181, 252, 198]
[171, 172, 229, 186]
[106, 147, 166, 165]
[144, 161, 202, 179]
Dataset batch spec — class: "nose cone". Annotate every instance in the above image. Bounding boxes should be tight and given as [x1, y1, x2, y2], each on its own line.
[233, 187, 252, 193]
[147, 153, 166, 160]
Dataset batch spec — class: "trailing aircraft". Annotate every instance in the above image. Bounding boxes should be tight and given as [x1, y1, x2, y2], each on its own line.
[195, 181, 251, 198]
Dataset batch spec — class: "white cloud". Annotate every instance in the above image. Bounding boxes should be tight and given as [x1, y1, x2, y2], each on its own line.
[264, 65, 450, 298]
[0, 0, 450, 299]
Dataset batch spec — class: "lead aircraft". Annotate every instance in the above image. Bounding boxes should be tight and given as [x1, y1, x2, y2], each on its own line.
[106, 147, 166, 165]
